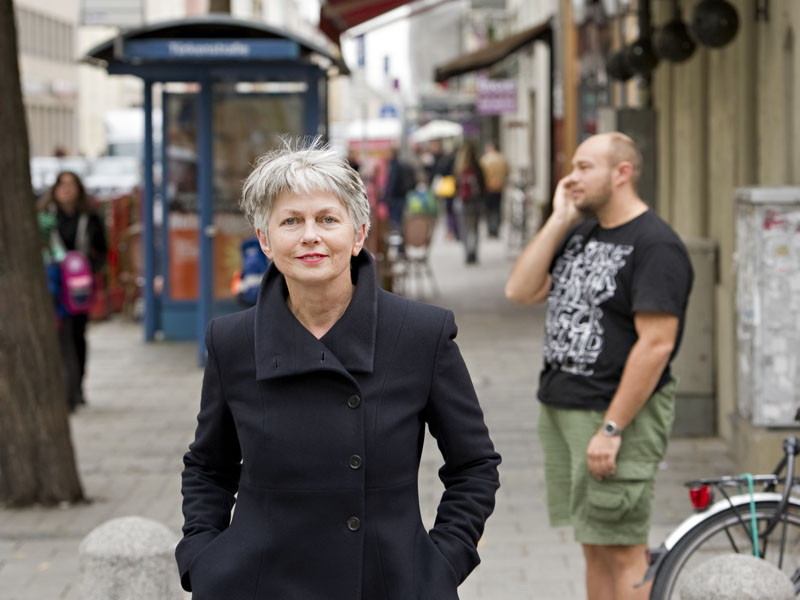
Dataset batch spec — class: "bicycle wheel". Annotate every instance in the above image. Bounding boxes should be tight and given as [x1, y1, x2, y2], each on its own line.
[651, 500, 800, 599]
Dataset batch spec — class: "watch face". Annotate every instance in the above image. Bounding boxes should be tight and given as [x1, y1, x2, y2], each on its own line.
[603, 421, 618, 436]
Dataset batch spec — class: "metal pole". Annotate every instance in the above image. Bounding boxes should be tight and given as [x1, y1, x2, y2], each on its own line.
[142, 79, 156, 342]
[616, 0, 627, 106]
[305, 66, 319, 139]
[197, 80, 214, 367]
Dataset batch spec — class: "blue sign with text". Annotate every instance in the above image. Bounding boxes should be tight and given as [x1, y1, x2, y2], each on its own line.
[124, 39, 300, 61]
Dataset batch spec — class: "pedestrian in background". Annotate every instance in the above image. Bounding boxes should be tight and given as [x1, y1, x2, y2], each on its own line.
[479, 141, 509, 238]
[454, 140, 485, 264]
[383, 146, 414, 232]
[430, 139, 459, 240]
[38, 171, 107, 411]
[177, 139, 500, 600]
[505, 132, 693, 599]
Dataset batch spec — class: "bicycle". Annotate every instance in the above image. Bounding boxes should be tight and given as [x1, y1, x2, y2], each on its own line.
[505, 180, 529, 253]
[645, 436, 800, 599]
[506, 174, 543, 255]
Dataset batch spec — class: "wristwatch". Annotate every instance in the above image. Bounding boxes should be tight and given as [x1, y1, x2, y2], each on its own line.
[601, 420, 620, 437]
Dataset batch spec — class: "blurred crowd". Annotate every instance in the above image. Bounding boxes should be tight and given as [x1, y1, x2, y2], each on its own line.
[371, 135, 509, 266]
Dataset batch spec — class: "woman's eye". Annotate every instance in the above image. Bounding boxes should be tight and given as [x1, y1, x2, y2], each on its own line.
[283, 217, 296, 226]
[322, 216, 335, 224]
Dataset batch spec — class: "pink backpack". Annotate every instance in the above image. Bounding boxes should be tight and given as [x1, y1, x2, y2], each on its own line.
[54, 215, 95, 314]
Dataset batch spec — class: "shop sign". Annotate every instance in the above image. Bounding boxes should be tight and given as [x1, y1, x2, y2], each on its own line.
[476, 78, 517, 115]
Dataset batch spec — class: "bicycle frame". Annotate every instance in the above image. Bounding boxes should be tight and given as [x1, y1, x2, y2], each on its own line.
[643, 437, 800, 588]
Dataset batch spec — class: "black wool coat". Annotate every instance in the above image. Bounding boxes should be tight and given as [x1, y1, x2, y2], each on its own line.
[176, 250, 501, 600]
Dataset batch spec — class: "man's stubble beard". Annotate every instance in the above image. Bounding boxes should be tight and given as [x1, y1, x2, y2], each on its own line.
[578, 174, 613, 217]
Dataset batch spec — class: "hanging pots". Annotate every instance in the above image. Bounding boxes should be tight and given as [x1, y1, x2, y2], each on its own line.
[653, 6, 697, 62]
[623, 37, 660, 77]
[606, 50, 634, 81]
[690, 0, 739, 48]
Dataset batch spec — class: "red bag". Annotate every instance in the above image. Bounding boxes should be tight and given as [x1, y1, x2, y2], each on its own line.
[458, 170, 480, 204]
[60, 250, 94, 314]
[54, 214, 95, 315]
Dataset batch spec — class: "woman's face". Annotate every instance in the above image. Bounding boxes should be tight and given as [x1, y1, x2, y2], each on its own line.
[54, 174, 80, 213]
[257, 190, 366, 291]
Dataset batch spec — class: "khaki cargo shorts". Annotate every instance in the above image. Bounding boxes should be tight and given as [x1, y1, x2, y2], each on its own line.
[538, 379, 676, 546]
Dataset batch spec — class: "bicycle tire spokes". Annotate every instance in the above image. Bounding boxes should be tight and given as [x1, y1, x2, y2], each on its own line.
[780, 510, 790, 570]
[721, 524, 741, 554]
[792, 567, 800, 591]
[714, 482, 762, 555]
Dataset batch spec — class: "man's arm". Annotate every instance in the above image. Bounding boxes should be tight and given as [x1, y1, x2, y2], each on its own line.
[585, 311, 679, 480]
[505, 178, 580, 305]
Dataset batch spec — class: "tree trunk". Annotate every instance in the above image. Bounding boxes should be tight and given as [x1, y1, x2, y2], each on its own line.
[0, 0, 84, 506]
[208, 0, 230, 13]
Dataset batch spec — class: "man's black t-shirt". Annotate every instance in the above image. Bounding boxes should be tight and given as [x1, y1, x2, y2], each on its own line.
[538, 210, 693, 410]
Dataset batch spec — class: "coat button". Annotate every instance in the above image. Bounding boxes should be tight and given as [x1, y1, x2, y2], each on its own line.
[347, 517, 361, 531]
[347, 394, 361, 409]
[348, 455, 362, 470]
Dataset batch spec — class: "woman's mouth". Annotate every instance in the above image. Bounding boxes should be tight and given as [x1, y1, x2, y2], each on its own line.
[298, 253, 326, 264]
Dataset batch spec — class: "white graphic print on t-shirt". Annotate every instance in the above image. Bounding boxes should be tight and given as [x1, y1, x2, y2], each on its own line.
[544, 235, 634, 376]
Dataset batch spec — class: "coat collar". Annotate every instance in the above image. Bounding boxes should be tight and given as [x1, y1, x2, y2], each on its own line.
[254, 250, 377, 380]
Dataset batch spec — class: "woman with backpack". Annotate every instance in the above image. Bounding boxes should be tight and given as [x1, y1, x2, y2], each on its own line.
[454, 141, 486, 265]
[38, 171, 108, 411]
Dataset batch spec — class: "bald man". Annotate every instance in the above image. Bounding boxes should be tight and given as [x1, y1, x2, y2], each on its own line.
[506, 133, 693, 600]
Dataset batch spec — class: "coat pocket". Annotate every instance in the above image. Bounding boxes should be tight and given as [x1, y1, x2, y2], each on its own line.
[412, 527, 459, 599]
[587, 461, 657, 523]
[188, 523, 263, 600]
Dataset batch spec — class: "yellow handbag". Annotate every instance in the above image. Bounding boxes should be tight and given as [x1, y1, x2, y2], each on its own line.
[434, 175, 456, 198]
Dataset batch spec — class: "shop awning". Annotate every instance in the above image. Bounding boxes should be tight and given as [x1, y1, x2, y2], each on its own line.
[319, 0, 417, 43]
[434, 19, 552, 82]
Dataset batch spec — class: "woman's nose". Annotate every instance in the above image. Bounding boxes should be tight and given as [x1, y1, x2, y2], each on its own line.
[300, 221, 321, 243]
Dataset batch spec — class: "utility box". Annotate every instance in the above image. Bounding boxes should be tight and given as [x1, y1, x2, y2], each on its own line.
[671, 237, 717, 436]
[736, 187, 800, 427]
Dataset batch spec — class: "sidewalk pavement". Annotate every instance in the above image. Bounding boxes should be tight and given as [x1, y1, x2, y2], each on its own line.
[0, 221, 733, 600]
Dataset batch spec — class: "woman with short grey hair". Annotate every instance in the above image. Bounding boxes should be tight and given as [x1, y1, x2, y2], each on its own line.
[177, 139, 500, 600]
[240, 141, 371, 239]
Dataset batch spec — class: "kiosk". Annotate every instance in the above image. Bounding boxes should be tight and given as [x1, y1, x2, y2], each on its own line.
[85, 15, 347, 363]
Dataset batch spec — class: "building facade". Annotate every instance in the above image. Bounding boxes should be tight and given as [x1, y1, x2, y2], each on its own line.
[14, 0, 80, 156]
[649, 0, 800, 469]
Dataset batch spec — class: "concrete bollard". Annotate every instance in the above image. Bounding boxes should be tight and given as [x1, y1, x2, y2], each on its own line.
[79, 516, 182, 600]
[680, 553, 795, 600]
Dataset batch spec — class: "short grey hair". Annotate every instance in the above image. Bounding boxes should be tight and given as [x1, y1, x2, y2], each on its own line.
[240, 137, 371, 239]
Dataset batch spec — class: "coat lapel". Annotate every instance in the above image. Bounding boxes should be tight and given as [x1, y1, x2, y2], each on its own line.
[254, 250, 377, 381]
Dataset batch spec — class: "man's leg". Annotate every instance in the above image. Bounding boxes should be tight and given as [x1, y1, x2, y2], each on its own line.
[485, 192, 501, 237]
[583, 543, 651, 600]
[582, 544, 615, 600]
[463, 201, 480, 263]
[576, 383, 676, 599]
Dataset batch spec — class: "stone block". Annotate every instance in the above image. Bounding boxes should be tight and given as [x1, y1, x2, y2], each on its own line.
[680, 553, 794, 600]
[79, 516, 181, 600]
